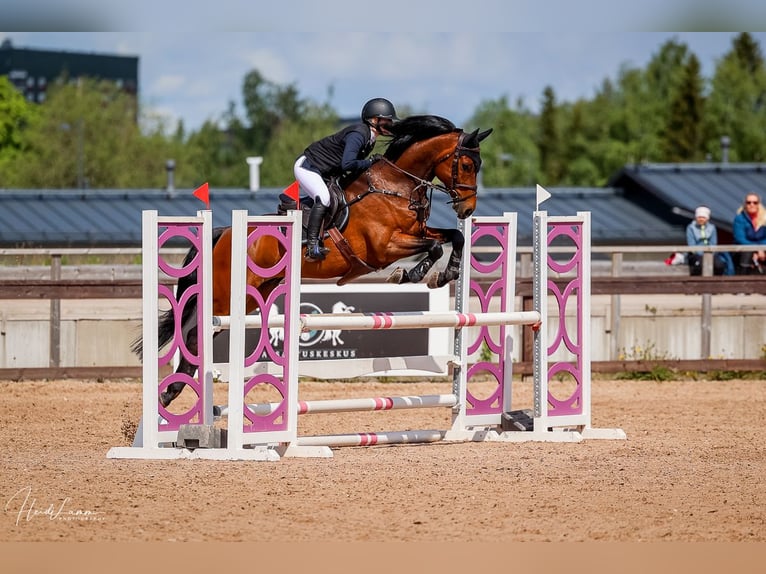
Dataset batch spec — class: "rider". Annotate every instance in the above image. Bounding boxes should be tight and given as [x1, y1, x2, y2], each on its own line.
[293, 97, 398, 261]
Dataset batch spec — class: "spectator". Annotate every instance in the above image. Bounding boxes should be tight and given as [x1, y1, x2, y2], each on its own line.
[686, 206, 734, 275]
[732, 193, 766, 274]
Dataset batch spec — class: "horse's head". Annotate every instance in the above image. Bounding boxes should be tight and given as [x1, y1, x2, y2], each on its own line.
[383, 116, 492, 220]
[432, 128, 493, 219]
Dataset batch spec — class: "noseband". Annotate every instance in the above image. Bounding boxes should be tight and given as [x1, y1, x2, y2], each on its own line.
[437, 130, 481, 205]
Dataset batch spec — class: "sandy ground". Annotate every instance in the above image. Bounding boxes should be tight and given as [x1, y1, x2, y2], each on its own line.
[1, 377, 765, 542]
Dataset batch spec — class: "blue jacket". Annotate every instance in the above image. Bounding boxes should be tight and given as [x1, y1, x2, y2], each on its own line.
[732, 210, 766, 245]
[686, 221, 718, 255]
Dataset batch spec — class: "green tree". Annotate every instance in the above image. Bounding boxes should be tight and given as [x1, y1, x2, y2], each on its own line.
[0, 76, 39, 182]
[537, 86, 562, 184]
[261, 102, 338, 187]
[703, 32, 766, 161]
[559, 100, 601, 185]
[467, 96, 539, 187]
[242, 69, 305, 157]
[4, 78, 189, 188]
[663, 53, 705, 161]
[6, 79, 140, 187]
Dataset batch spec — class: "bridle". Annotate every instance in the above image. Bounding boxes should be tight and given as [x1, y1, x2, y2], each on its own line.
[375, 130, 481, 206]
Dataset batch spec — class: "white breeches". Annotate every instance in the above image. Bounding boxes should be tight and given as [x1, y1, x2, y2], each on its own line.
[294, 156, 330, 207]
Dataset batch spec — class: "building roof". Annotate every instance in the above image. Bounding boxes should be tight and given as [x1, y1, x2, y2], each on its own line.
[608, 162, 766, 236]
[4, 162, 762, 248]
[0, 185, 682, 248]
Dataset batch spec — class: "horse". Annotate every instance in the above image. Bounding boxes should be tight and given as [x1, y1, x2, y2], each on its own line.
[133, 115, 492, 407]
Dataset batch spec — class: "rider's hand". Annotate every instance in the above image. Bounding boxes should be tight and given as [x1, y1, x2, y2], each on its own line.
[369, 153, 384, 163]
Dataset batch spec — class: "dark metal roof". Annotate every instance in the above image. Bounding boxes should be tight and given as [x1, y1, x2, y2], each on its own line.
[608, 162, 766, 235]
[466, 187, 680, 245]
[0, 185, 682, 248]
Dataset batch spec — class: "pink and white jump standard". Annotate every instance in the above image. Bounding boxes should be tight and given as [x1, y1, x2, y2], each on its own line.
[107, 206, 625, 461]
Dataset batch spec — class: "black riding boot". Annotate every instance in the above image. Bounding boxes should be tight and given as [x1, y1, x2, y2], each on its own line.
[305, 202, 330, 261]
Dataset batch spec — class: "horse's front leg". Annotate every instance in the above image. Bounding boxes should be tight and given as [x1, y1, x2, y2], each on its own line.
[402, 242, 444, 284]
[384, 228, 463, 288]
[382, 231, 442, 285]
[427, 228, 464, 288]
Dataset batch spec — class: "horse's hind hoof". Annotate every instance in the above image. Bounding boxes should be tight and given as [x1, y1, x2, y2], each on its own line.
[386, 268, 405, 284]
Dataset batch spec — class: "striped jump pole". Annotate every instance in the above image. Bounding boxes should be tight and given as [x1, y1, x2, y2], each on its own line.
[299, 310, 540, 331]
[213, 310, 541, 332]
[216, 393, 458, 417]
[296, 430, 447, 448]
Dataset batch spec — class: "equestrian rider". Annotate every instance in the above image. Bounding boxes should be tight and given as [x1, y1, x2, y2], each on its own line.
[293, 97, 398, 261]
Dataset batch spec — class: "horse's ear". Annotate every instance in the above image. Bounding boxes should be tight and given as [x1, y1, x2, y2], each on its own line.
[462, 128, 480, 147]
[477, 128, 493, 142]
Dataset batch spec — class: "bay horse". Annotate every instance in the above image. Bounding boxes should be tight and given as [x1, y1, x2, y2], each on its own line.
[134, 115, 492, 407]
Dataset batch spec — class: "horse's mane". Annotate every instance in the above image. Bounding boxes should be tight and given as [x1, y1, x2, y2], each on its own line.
[384, 115, 458, 161]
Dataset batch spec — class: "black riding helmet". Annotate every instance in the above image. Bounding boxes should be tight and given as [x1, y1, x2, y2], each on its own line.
[361, 98, 399, 124]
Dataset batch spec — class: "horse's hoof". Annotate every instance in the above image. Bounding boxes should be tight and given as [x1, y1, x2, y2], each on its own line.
[427, 271, 456, 289]
[427, 273, 442, 289]
[159, 392, 171, 408]
[386, 268, 405, 284]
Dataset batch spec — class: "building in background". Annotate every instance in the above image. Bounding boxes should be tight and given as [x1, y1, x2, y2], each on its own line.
[0, 37, 138, 103]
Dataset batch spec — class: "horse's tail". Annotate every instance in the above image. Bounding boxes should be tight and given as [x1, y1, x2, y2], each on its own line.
[130, 227, 228, 361]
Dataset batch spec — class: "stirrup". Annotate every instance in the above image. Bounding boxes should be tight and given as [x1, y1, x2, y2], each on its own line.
[305, 242, 329, 261]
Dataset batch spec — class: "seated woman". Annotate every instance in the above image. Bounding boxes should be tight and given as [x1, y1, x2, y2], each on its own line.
[686, 206, 734, 275]
[732, 193, 766, 274]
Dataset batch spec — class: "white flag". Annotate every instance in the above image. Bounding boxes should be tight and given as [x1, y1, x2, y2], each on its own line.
[536, 184, 552, 209]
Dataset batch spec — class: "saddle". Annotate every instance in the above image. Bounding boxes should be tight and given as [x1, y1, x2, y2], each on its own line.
[277, 177, 349, 243]
[277, 178, 376, 284]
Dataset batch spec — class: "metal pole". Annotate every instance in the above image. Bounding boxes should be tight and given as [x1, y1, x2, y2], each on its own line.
[610, 252, 622, 360]
[76, 119, 85, 189]
[49, 254, 61, 368]
[701, 251, 713, 358]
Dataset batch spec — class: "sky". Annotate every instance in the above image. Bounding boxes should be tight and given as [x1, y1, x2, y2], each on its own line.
[3, 2, 766, 132]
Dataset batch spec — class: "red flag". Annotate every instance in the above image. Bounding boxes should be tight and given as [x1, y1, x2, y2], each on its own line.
[283, 180, 300, 206]
[193, 182, 210, 209]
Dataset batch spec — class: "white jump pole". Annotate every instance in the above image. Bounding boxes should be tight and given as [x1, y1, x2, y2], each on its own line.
[213, 310, 540, 331]
[216, 393, 458, 417]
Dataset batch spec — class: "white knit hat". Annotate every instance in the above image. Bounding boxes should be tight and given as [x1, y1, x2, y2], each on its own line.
[695, 206, 711, 219]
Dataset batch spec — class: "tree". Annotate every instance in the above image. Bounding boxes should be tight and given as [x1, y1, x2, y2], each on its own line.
[537, 86, 562, 184]
[704, 33, 766, 162]
[4, 78, 186, 188]
[663, 53, 705, 161]
[0, 76, 38, 182]
[467, 96, 539, 187]
[242, 69, 305, 157]
[261, 102, 338, 187]
[559, 100, 601, 185]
